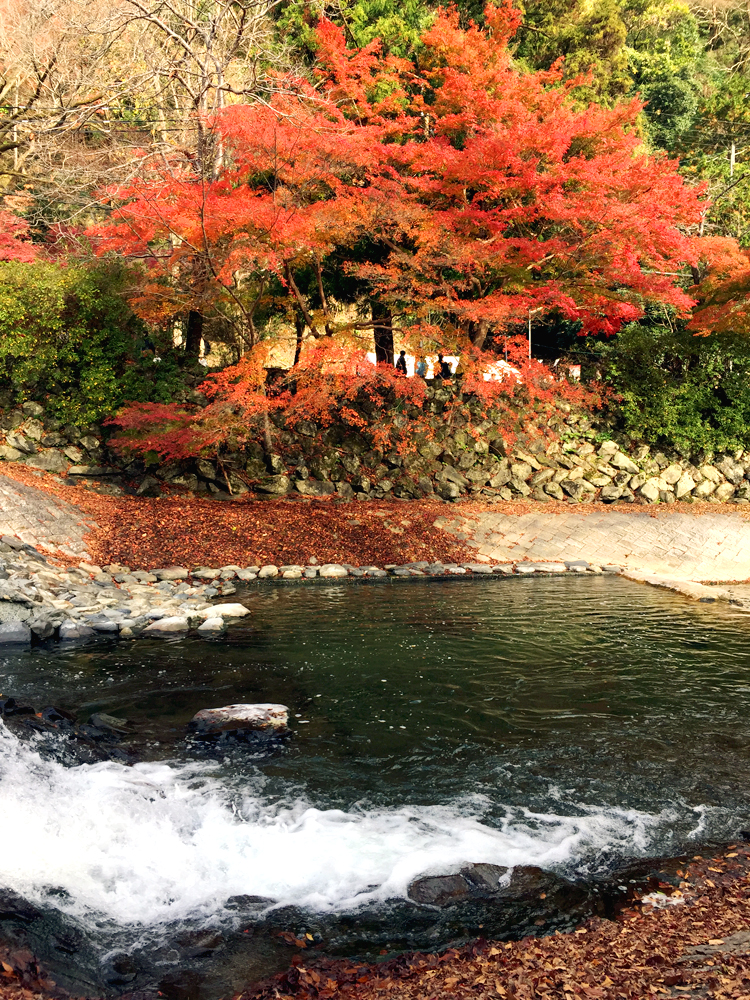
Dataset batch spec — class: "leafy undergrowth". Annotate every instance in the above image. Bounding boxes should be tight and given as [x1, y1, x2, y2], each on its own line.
[3, 463, 750, 570]
[242, 846, 750, 1000]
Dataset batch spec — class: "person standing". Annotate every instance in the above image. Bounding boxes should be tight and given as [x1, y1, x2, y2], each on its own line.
[436, 353, 452, 379]
[395, 350, 408, 375]
[415, 356, 427, 378]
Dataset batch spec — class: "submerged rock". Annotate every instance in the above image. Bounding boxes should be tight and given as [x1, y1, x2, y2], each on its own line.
[188, 703, 290, 738]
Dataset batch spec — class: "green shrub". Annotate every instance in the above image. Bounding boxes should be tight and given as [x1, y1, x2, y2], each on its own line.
[596, 321, 750, 454]
[0, 261, 185, 425]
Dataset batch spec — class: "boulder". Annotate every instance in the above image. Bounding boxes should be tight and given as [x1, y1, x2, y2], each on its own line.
[59, 621, 96, 641]
[258, 565, 279, 578]
[599, 485, 623, 502]
[544, 481, 565, 500]
[559, 480, 587, 501]
[295, 479, 336, 496]
[193, 567, 221, 580]
[639, 479, 661, 502]
[255, 474, 291, 495]
[0, 621, 31, 644]
[699, 464, 722, 484]
[25, 450, 68, 473]
[154, 566, 189, 581]
[694, 479, 717, 498]
[674, 472, 696, 499]
[610, 452, 639, 475]
[661, 463, 683, 485]
[715, 481, 736, 502]
[717, 457, 745, 485]
[143, 616, 189, 634]
[197, 617, 225, 632]
[135, 475, 161, 496]
[0, 445, 21, 461]
[6, 431, 35, 454]
[319, 564, 348, 578]
[198, 603, 250, 618]
[23, 419, 44, 441]
[437, 481, 461, 500]
[21, 401, 44, 418]
[63, 446, 84, 463]
[188, 703, 289, 736]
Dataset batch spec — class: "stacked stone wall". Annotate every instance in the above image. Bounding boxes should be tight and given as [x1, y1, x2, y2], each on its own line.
[2, 387, 750, 505]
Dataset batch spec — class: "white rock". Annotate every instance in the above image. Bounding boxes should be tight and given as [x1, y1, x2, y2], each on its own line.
[699, 464, 722, 484]
[154, 567, 189, 580]
[694, 479, 717, 498]
[198, 603, 250, 619]
[258, 565, 278, 578]
[143, 616, 189, 633]
[675, 473, 696, 499]
[197, 617, 225, 631]
[319, 564, 348, 578]
[610, 452, 640, 475]
[189, 703, 289, 734]
[639, 479, 661, 502]
[661, 463, 683, 485]
[282, 569, 303, 579]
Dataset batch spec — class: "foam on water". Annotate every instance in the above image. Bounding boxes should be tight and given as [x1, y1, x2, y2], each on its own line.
[0, 722, 681, 927]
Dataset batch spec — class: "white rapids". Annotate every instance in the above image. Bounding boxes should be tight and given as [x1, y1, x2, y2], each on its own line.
[0, 720, 683, 928]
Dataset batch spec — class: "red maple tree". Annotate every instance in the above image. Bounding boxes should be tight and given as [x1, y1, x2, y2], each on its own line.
[93, 2, 707, 463]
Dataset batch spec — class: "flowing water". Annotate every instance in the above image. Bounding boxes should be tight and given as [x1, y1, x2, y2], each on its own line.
[2, 575, 750, 996]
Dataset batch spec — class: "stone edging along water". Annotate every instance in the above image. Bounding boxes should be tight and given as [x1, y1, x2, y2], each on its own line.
[2, 530, 747, 646]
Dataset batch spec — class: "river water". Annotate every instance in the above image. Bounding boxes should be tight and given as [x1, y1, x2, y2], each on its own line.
[1, 575, 750, 996]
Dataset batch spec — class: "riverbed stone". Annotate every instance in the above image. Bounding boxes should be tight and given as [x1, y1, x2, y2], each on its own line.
[188, 703, 289, 735]
[59, 621, 96, 640]
[0, 621, 31, 643]
[258, 565, 278, 578]
[319, 564, 348, 578]
[143, 616, 189, 634]
[199, 603, 250, 618]
[197, 617, 225, 632]
[154, 567, 189, 581]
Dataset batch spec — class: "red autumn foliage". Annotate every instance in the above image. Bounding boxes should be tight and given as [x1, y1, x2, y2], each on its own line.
[91, 2, 707, 461]
[0, 209, 38, 263]
[688, 236, 750, 337]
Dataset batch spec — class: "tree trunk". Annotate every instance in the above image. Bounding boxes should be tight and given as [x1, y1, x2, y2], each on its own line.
[293, 312, 304, 366]
[469, 319, 490, 350]
[185, 310, 203, 356]
[372, 301, 394, 366]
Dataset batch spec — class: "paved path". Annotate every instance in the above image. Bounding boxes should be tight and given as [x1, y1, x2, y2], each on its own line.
[0, 473, 93, 559]
[435, 508, 750, 582]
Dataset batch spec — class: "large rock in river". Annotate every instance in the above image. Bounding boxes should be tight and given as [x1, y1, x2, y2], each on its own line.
[188, 703, 290, 738]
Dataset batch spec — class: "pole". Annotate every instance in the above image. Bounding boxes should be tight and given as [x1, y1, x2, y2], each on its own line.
[731, 142, 736, 179]
[528, 308, 532, 359]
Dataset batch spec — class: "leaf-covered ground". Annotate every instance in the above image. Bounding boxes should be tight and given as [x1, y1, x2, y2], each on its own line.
[3, 464, 750, 571]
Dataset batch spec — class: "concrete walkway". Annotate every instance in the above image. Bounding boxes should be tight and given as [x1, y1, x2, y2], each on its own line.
[0, 473, 94, 559]
[434, 508, 750, 582]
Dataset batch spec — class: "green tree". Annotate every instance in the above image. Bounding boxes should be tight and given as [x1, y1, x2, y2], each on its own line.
[0, 262, 184, 425]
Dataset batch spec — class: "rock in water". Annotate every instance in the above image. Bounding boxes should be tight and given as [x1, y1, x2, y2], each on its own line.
[0, 622, 31, 644]
[198, 603, 250, 619]
[188, 703, 289, 738]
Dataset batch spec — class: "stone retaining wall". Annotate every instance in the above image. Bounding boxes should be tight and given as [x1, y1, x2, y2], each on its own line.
[2, 390, 750, 506]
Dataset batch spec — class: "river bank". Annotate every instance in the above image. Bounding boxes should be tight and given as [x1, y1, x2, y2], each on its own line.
[0, 844, 748, 1000]
[243, 844, 750, 1000]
